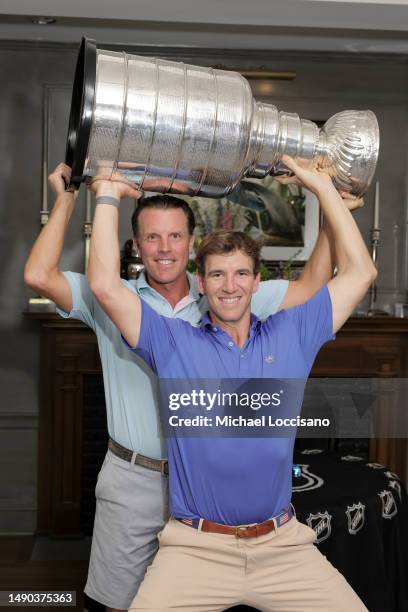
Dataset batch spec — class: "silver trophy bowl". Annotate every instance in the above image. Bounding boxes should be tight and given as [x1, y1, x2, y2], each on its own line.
[66, 38, 379, 198]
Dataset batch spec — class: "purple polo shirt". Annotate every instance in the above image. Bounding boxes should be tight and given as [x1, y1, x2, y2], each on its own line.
[131, 286, 334, 525]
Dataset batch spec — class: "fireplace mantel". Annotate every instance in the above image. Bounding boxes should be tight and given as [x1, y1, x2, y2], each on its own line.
[25, 312, 408, 537]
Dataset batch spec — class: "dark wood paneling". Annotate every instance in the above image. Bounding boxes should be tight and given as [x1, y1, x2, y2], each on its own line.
[33, 318, 99, 537]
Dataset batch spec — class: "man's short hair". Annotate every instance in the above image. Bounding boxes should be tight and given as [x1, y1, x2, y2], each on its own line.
[131, 195, 196, 236]
[195, 230, 261, 277]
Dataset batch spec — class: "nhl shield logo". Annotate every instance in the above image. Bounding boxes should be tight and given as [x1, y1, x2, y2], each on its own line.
[306, 511, 332, 543]
[292, 465, 324, 492]
[341, 455, 364, 462]
[385, 470, 400, 481]
[346, 502, 366, 534]
[378, 490, 398, 519]
[388, 480, 402, 502]
[366, 462, 385, 469]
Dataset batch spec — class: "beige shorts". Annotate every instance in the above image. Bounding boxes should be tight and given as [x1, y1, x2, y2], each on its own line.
[129, 516, 368, 612]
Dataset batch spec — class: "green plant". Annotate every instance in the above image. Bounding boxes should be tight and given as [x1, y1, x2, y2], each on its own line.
[260, 262, 270, 281]
[187, 259, 197, 273]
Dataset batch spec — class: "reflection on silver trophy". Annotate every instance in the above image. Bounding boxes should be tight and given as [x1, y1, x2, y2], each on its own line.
[66, 38, 379, 198]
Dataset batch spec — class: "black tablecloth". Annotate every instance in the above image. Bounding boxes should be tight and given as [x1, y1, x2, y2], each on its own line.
[230, 451, 408, 612]
[290, 450, 408, 612]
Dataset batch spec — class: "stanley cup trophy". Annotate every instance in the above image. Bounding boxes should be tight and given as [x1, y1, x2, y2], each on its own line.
[66, 38, 379, 197]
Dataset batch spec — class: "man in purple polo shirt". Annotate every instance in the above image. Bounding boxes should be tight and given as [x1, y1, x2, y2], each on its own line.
[88, 156, 376, 611]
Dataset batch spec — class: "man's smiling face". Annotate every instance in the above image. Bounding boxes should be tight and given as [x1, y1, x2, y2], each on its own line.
[135, 207, 194, 286]
[197, 249, 260, 325]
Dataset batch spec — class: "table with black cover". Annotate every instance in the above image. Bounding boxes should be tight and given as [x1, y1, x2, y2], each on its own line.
[231, 450, 408, 612]
[290, 449, 408, 612]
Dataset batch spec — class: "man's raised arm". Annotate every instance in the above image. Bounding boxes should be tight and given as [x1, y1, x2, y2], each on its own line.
[279, 191, 364, 310]
[282, 155, 377, 333]
[24, 163, 77, 312]
[87, 179, 143, 348]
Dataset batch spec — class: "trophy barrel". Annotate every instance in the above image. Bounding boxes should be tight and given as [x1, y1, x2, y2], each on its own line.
[66, 38, 255, 198]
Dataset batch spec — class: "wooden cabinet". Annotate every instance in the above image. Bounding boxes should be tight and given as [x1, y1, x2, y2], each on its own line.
[313, 317, 408, 484]
[313, 319, 405, 377]
[26, 313, 408, 537]
[28, 315, 100, 537]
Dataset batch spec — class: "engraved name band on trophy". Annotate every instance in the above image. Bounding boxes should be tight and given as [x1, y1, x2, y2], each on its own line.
[66, 38, 379, 198]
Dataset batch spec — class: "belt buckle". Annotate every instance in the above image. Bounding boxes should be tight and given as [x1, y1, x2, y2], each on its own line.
[161, 460, 168, 476]
[235, 524, 257, 538]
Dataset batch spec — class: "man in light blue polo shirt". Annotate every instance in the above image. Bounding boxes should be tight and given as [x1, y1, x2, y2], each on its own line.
[88, 156, 375, 611]
[25, 162, 362, 611]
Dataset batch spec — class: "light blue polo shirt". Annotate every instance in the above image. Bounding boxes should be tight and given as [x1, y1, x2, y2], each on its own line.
[57, 271, 288, 459]
[131, 286, 334, 524]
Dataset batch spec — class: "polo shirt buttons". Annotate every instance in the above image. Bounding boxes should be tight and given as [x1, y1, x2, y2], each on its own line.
[213, 327, 218, 332]
[228, 341, 234, 348]
[241, 354, 245, 358]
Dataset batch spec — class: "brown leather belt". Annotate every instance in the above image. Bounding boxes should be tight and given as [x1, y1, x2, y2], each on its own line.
[202, 518, 276, 538]
[178, 507, 293, 539]
[108, 438, 168, 475]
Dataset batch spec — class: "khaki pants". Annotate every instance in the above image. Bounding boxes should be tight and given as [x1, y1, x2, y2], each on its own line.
[129, 517, 368, 612]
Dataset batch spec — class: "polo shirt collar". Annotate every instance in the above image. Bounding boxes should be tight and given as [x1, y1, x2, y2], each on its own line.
[136, 270, 200, 302]
[201, 312, 262, 334]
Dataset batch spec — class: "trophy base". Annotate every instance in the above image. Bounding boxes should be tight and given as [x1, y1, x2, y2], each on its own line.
[27, 297, 56, 313]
